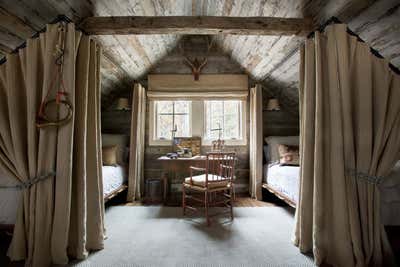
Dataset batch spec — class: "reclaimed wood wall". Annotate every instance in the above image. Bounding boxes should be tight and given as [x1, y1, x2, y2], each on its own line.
[102, 35, 299, 197]
[0, 0, 399, 113]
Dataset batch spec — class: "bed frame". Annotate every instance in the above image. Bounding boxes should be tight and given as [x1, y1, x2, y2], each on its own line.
[104, 184, 128, 203]
[262, 183, 296, 208]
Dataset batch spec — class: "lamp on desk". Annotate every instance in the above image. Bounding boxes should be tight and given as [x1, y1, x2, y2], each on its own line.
[211, 123, 224, 152]
[171, 124, 177, 153]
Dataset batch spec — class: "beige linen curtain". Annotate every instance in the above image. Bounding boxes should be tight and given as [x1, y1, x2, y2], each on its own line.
[0, 22, 104, 266]
[127, 83, 146, 201]
[249, 84, 263, 200]
[294, 24, 400, 267]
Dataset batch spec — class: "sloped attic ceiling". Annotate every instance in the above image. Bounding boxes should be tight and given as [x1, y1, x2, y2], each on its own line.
[0, 0, 399, 109]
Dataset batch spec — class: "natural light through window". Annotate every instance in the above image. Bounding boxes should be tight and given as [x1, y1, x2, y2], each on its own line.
[150, 99, 246, 146]
[155, 101, 191, 140]
[204, 100, 242, 141]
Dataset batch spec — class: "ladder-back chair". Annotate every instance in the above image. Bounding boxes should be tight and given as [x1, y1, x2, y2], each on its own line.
[182, 152, 236, 226]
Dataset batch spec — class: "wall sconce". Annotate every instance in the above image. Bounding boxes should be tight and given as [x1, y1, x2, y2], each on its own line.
[266, 98, 280, 111]
[115, 98, 130, 110]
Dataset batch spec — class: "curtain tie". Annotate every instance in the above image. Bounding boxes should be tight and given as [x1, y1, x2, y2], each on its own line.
[346, 169, 383, 186]
[0, 172, 55, 190]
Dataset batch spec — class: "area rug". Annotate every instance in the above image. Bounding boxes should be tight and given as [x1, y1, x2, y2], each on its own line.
[70, 206, 314, 267]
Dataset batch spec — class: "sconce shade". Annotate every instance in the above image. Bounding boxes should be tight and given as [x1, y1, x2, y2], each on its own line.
[116, 98, 130, 110]
[266, 98, 280, 111]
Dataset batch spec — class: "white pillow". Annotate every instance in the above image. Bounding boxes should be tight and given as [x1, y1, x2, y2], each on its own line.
[264, 136, 299, 163]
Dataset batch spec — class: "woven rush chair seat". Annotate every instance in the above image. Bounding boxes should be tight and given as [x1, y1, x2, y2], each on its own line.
[184, 174, 231, 189]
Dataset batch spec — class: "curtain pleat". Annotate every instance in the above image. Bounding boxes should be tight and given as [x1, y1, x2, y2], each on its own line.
[249, 84, 263, 200]
[85, 40, 105, 251]
[52, 24, 81, 264]
[68, 33, 90, 260]
[127, 83, 146, 201]
[0, 22, 104, 267]
[294, 23, 400, 267]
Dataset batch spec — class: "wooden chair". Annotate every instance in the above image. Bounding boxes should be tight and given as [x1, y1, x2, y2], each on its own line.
[182, 152, 236, 226]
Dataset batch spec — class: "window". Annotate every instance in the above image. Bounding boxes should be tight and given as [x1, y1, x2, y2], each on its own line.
[149, 100, 246, 146]
[204, 100, 242, 141]
[154, 101, 191, 140]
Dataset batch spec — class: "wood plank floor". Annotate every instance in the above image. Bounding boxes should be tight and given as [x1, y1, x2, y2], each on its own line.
[122, 194, 278, 207]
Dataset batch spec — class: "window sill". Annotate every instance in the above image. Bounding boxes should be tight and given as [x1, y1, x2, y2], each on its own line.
[148, 139, 247, 147]
[202, 140, 247, 146]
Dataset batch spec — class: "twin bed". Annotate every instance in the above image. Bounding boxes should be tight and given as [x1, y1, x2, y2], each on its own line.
[101, 133, 129, 202]
[263, 136, 400, 225]
[263, 136, 300, 208]
[103, 165, 128, 201]
[263, 163, 299, 207]
[0, 134, 129, 229]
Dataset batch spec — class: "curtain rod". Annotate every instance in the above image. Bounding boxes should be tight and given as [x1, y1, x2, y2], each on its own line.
[307, 16, 400, 75]
[0, 14, 87, 65]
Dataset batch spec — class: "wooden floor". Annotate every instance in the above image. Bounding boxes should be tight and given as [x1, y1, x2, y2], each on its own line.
[123, 194, 278, 207]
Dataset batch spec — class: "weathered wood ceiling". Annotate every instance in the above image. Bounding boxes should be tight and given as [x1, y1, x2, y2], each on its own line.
[0, 0, 399, 110]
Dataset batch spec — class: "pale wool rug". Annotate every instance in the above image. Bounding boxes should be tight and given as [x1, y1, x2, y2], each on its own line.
[70, 206, 314, 267]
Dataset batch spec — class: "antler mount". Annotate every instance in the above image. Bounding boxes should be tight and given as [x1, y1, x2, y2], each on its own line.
[180, 36, 214, 81]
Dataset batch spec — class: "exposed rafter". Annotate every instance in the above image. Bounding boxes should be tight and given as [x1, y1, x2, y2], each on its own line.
[80, 16, 313, 36]
[0, 43, 13, 54]
[0, 7, 37, 38]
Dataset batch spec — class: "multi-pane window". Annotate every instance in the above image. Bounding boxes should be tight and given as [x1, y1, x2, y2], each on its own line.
[204, 100, 242, 140]
[150, 100, 245, 146]
[155, 101, 191, 140]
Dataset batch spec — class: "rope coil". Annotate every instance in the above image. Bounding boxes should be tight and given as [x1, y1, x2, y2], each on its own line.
[36, 23, 73, 129]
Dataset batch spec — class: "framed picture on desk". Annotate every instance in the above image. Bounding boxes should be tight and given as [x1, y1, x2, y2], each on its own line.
[174, 136, 202, 156]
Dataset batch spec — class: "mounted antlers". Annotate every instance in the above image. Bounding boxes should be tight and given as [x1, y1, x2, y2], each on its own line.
[180, 36, 214, 81]
[184, 57, 207, 81]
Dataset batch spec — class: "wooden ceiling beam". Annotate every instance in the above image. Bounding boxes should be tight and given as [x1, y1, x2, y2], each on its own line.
[80, 16, 313, 36]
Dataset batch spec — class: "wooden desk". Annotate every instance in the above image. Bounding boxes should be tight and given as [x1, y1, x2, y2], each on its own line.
[157, 155, 207, 205]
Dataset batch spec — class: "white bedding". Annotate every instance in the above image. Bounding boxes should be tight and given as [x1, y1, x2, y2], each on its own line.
[264, 164, 300, 204]
[264, 161, 400, 225]
[102, 165, 127, 197]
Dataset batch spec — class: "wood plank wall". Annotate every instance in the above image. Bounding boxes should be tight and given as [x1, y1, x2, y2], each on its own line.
[101, 36, 300, 197]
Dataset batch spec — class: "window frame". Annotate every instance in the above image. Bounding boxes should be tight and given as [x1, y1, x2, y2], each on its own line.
[202, 100, 246, 146]
[149, 100, 192, 146]
[149, 100, 247, 146]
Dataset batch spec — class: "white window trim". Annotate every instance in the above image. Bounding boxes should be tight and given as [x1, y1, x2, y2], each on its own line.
[148, 101, 192, 146]
[202, 101, 247, 146]
[149, 100, 247, 146]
